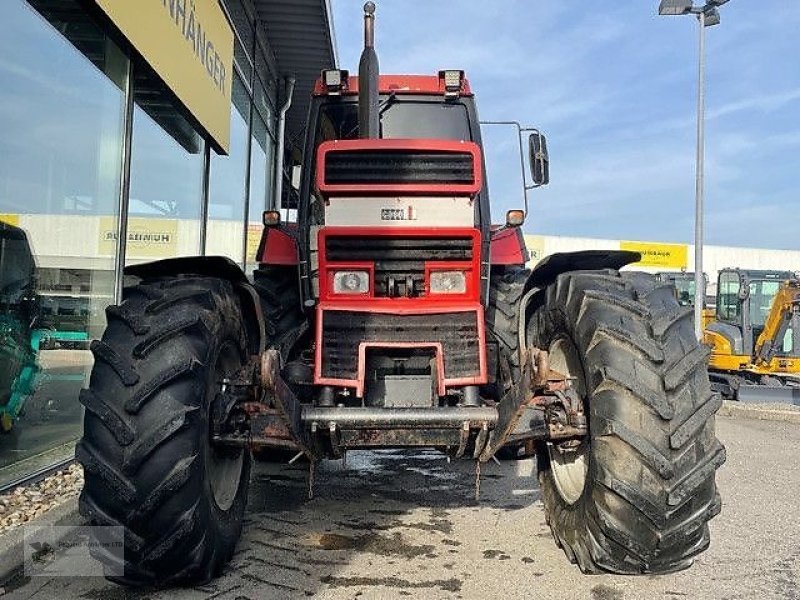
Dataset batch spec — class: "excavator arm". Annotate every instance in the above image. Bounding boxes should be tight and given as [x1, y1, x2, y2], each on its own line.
[754, 280, 800, 366]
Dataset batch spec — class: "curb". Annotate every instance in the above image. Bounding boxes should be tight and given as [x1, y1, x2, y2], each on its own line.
[0, 497, 82, 585]
[719, 400, 800, 424]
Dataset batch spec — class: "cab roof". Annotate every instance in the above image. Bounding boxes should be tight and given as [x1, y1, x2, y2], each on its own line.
[313, 74, 473, 97]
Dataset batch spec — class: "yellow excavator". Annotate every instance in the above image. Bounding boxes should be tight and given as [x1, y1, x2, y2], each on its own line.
[704, 268, 800, 404]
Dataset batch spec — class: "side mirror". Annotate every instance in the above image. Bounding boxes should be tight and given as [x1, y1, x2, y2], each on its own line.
[528, 132, 549, 186]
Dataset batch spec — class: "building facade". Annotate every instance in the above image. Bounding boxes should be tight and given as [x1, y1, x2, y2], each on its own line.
[0, 0, 335, 485]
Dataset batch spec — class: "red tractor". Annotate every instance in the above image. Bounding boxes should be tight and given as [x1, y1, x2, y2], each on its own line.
[78, 3, 724, 586]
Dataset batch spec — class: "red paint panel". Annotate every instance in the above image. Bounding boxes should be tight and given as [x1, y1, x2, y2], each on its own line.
[313, 304, 488, 395]
[316, 139, 483, 197]
[313, 74, 473, 97]
[257, 226, 299, 266]
[318, 226, 482, 303]
[490, 227, 527, 266]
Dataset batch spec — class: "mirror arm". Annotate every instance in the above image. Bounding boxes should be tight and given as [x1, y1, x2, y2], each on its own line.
[480, 120, 532, 217]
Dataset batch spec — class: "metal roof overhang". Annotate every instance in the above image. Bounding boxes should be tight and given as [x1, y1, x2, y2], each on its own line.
[252, 0, 337, 145]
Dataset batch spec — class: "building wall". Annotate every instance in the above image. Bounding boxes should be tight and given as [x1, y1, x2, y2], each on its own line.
[525, 234, 800, 294]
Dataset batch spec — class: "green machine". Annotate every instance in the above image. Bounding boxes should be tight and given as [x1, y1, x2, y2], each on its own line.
[0, 221, 39, 431]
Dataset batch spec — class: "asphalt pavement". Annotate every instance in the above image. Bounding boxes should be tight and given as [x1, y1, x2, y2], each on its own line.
[6, 415, 800, 600]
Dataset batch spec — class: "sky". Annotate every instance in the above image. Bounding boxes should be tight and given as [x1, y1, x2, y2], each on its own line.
[330, 1, 800, 250]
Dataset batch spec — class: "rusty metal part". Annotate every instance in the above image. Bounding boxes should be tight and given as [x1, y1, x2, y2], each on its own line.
[261, 350, 279, 390]
[339, 428, 463, 448]
[547, 422, 587, 440]
[454, 421, 469, 459]
[479, 348, 588, 461]
[478, 350, 534, 461]
[533, 348, 550, 387]
[301, 406, 498, 429]
[473, 422, 490, 459]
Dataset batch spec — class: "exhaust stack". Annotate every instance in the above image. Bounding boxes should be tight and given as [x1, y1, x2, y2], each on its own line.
[358, 2, 379, 139]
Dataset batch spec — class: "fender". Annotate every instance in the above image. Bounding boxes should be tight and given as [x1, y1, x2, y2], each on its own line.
[125, 256, 265, 355]
[525, 250, 641, 291]
[257, 224, 299, 266]
[489, 226, 528, 267]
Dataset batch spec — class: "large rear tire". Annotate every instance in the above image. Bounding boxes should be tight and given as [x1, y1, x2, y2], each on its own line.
[528, 270, 725, 574]
[78, 276, 252, 586]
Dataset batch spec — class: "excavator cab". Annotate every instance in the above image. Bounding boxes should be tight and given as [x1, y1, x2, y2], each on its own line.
[705, 268, 800, 403]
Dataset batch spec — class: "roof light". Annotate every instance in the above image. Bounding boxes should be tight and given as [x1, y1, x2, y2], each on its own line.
[439, 70, 464, 98]
[322, 69, 349, 94]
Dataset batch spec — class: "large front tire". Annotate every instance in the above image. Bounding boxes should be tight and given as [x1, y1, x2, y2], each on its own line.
[528, 270, 725, 574]
[78, 276, 252, 586]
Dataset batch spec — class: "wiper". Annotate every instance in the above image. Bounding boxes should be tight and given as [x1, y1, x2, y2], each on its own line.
[378, 92, 397, 117]
[343, 93, 397, 139]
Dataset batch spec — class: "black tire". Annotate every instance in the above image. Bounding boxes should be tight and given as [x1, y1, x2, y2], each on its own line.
[251, 267, 305, 462]
[486, 267, 534, 459]
[528, 270, 725, 574]
[78, 276, 252, 586]
[252, 266, 304, 351]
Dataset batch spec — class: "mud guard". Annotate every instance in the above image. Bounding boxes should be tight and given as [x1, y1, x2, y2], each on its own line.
[525, 250, 641, 290]
[125, 256, 265, 355]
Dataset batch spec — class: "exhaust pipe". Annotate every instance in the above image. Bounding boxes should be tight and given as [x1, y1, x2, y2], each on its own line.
[358, 2, 379, 139]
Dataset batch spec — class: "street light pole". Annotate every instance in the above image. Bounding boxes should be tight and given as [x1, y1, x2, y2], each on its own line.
[658, 0, 727, 340]
[693, 9, 705, 341]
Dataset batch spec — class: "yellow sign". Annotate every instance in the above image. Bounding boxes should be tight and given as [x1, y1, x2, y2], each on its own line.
[99, 217, 178, 258]
[524, 235, 546, 266]
[620, 240, 688, 269]
[94, 0, 234, 152]
[0, 214, 19, 226]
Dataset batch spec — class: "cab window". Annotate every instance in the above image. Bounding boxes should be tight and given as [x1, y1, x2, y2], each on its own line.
[717, 272, 740, 322]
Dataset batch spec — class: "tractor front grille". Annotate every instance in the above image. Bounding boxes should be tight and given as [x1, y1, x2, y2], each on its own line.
[323, 149, 475, 186]
[325, 236, 473, 297]
[320, 310, 481, 381]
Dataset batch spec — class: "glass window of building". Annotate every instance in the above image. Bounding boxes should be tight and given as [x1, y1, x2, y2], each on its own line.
[0, 0, 127, 482]
[207, 74, 251, 264]
[127, 65, 206, 265]
[245, 111, 275, 271]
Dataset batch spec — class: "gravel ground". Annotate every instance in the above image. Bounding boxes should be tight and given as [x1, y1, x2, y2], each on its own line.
[4, 415, 800, 600]
[0, 465, 82, 536]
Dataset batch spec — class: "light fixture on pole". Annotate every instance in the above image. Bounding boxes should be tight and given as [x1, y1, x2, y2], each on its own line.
[658, 0, 729, 340]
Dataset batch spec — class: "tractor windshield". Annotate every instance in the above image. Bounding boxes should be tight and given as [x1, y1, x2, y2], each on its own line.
[315, 97, 473, 142]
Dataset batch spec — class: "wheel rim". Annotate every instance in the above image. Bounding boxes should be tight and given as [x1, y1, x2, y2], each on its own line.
[207, 340, 244, 512]
[547, 336, 589, 506]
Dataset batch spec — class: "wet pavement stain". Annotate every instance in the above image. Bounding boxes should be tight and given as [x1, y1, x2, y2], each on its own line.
[482, 549, 511, 559]
[591, 584, 625, 600]
[306, 531, 436, 558]
[320, 574, 463, 592]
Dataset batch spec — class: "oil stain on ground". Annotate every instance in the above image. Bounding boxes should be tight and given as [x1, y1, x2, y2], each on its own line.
[306, 531, 435, 558]
[320, 574, 462, 593]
